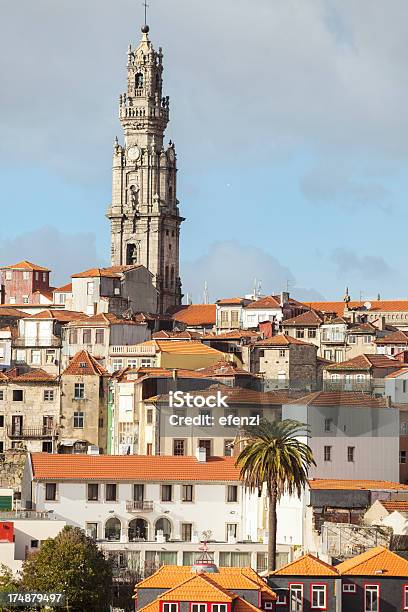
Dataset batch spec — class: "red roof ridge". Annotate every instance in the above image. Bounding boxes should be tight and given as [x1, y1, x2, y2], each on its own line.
[62, 350, 108, 376]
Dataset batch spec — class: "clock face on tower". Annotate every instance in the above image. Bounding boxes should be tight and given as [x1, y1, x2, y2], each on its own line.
[127, 145, 141, 162]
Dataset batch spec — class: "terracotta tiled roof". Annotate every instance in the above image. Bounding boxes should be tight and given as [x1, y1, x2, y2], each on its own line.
[289, 391, 387, 408]
[67, 312, 142, 326]
[217, 297, 249, 305]
[154, 340, 224, 356]
[62, 350, 108, 376]
[6, 369, 57, 383]
[24, 310, 85, 322]
[306, 300, 408, 315]
[113, 367, 210, 383]
[245, 296, 281, 309]
[197, 360, 255, 377]
[283, 310, 323, 326]
[255, 334, 313, 347]
[30, 454, 240, 481]
[0, 308, 26, 318]
[380, 500, 408, 513]
[152, 330, 202, 340]
[202, 330, 260, 340]
[336, 546, 408, 576]
[2, 260, 50, 272]
[71, 265, 143, 278]
[269, 553, 339, 576]
[325, 354, 400, 372]
[54, 283, 72, 293]
[167, 304, 216, 326]
[375, 330, 408, 344]
[309, 479, 408, 491]
[158, 574, 235, 602]
[385, 367, 408, 379]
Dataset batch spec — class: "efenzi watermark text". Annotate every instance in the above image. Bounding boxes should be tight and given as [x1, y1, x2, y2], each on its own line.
[167, 391, 260, 427]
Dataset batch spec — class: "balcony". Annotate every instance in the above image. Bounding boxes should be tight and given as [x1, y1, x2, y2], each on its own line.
[7, 427, 58, 439]
[14, 337, 61, 348]
[126, 500, 153, 513]
[110, 345, 156, 356]
[321, 334, 346, 344]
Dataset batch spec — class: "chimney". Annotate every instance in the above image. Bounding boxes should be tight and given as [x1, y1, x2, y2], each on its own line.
[280, 291, 289, 306]
[378, 316, 386, 331]
[196, 447, 207, 463]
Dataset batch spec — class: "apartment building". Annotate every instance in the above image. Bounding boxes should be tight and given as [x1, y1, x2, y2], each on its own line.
[168, 304, 216, 334]
[0, 261, 51, 306]
[323, 354, 401, 395]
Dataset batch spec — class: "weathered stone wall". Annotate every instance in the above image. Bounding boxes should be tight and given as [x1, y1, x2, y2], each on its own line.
[0, 449, 27, 492]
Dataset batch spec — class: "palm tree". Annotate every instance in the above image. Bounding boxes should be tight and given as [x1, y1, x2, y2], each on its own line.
[235, 418, 315, 572]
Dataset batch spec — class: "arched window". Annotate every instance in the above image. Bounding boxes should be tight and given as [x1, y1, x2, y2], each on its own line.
[155, 517, 171, 541]
[128, 518, 148, 541]
[171, 266, 175, 287]
[165, 265, 169, 288]
[169, 185, 173, 200]
[135, 72, 144, 89]
[105, 517, 121, 541]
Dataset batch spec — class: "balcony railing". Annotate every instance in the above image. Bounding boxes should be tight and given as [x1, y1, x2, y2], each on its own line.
[7, 427, 58, 439]
[13, 337, 61, 348]
[110, 345, 156, 356]
[321, 334, 346, 344]
[126, 500, 153, 513]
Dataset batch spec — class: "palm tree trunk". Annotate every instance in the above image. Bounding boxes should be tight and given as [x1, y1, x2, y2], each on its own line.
[267, 483, 278, 572]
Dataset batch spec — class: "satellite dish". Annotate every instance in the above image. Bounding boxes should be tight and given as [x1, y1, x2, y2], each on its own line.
[364, 301, 372, 310]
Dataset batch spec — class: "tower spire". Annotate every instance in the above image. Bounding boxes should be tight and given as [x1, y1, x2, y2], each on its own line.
[142, 1, 149, 31]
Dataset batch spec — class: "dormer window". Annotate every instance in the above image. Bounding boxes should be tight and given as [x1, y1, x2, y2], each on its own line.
[79, 362, 86, 369]
[135, 72, 144, 89]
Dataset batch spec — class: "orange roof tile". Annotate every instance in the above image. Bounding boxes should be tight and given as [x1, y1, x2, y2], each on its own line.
[290, 391, 387, 408]
[71, 265, 143, 278]
[255, 334, 313, 347]
[24, 309, 85, 322]
[217, 297, 249, 305]
[202, 330, 260, 340]
[197, 360, 256, 378]
[2, 260, 50, 272]
[0, 308, 26, 318]
[113, 367, 210, 382]
[375, 330, 408, 344]
[245, 296, 281, 309]
[158, 574, 235, 602]
[168, 304, 216, 326]
[67, 312, 143, 326]
[152, 330, 202, 340]
[62, 350, 108, 376]
[30, 454, 240, 482]
[309, 479, 408, 491]
[54, 283, 72, 293]
[270, 553, 339, 576]
[385, 367, 408, 379]
[6, 369, 57, 383]
[336, 546, 408, 576]
[326, 354, 400, 372]
[154, 340, 225, 356]
[380, 500, 408, 513]
[283, 310, 323, 326]
[306, 300, 408, 315]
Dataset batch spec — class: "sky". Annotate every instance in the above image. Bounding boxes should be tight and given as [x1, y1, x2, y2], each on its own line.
[1, 0, 408, 303]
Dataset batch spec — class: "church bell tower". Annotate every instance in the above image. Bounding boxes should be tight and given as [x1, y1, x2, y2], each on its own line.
[106, 23, 184, 313]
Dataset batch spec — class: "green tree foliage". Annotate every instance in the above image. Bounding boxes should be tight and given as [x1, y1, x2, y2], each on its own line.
[21, 526, 112, 611]
[0, 564, 20, 612]
[236, 418, 316, 572]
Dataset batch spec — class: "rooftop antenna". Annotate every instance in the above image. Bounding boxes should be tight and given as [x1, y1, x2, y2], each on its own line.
[143, 0, 149, 27]
[203, 281, 209, 305]
[253, 277, 258, 299]
[286, 279, 291, 293]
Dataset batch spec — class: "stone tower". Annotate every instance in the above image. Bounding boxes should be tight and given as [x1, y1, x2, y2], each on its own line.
[107, 24, 184, 313]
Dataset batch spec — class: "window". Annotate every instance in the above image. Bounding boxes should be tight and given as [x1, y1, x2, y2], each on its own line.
[403, 585, 408, 610]
[42, 441, 52, 453]
[141, 358, 152, 367]
[162, 605, 178, 612]
[43, 390, 54, 401]
[161, 484, 172, 502]
[400, 450, 407, 464]
[42, 273, 47, 282]
[74, 383, 85, 399]
[0, 416, 3, 427]
[212, 606, 227, 612]
[127, 358, 138, 368]
[348, 334, 356, 344]
[105, 484, 117, 502]
[308, 328, 316, 339]
[83, 329, 91, 344]
[22, 271, 30, 281]
[347, 446, 355, 462]
[227, 485, 238, 502]
[231, 311, 239, 327]
[146, 443, 152, 455]
[181, 523, 192, 542]
[289, 584, 303, 612]
[146, 409, 153, 424]
[112, 358, 123, 371]
[31, 350, 41, 365]
[363, 335, 372, 344]
[0, 391, 3, 401]
[275, 590, 288, 605]
[279, 349, 286, 358]
[87, 282, 94, 296]
[5, 271, 12, 280]
[135, 72, 144, 89]
[191, 605, 206, 612]
[45, 350, 55, 364]
[311, 585, 326, 609]
[86, 522, 98, 540]
[95, 329, 104, 344]
[226, 523, 237, 540]
[219, 551, 250, 567]
[12, 390, 23, 402]
[45, 483, 57, 501]
[343, 584, 356, 593]
[296, 328, 305, 338]
[324, 446, 332, 462]
[224, 408, 238, 426]
[324, 418, 332, 432]
[22, 296, 29, 304]
[30, 539, 39, 548]
[224, 439, 233, 456]
[69, 329, 78, 344]
[73, 411, 84, 428]
[87, 483, 99, 501]
[181, 484, 193, 502]
[173, 439, 185, 456]
[220, 311, 228, 323]
[133, 484, 144, 502]
[0, 346, 4, 359]
[364, 585, 379, 612]
[9, 297, 16, 304]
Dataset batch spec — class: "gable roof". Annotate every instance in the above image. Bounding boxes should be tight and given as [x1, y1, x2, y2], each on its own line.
[5, 368, 57, 383]
[336, 546, 408, 576]
[269, 553, 338, 576]
[66, 312, 142, 326]
[54, 283, 72, 293]
[197, 360, 256, 378]
[379, 500, 408, 513]
[245, 296, 281, 309]
[217, 297, 249, 305]
[29, 454, 240, 482]
[289, 391, 388, 408]
[24, 309, 85, 322]
[325, 354, 400, 372]
[167, 304, 216, 326]
[282, 310, 323, 326]
[0, 307, 26, 318]
[61, 350, 108, 376]
[153, 340, 224, 356]
[385, 367, 408, 379]
[255, 334, 313, 347]
[157, 574, 235, 603]
[202, 330, 260, 341]
[2, 260, 50, 272]
[375, 330, 408, 344]
[152, 330, 202, 340]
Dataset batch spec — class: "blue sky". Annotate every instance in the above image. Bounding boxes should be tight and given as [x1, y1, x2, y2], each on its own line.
[1, 0, 408, 303]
